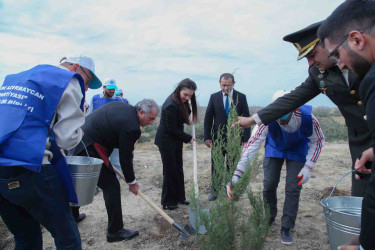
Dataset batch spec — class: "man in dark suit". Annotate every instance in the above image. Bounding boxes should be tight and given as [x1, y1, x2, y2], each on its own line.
[318, 1, 375, 248]
[204, 73, 250, 201]
[72, 99, 159, 243]
[237, 21, 373, 197]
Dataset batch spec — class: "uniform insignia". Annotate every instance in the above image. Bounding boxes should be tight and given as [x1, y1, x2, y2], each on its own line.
[319, 81, 327, 95]
[294, 43, 302, 51]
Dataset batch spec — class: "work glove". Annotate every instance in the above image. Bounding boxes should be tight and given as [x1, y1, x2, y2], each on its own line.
[297, 165, 312, 186]
[226, 183, 233, 200]
[226, 176, 240, 199]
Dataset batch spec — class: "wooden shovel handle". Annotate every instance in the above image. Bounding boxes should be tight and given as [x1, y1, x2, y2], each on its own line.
[192, 123, 199, 197]
[189, 100, 199, 197]
[138, 190, 174, 225]
[113, 167, 175, 225]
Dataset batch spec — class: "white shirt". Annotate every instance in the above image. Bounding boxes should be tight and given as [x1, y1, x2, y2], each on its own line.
[234, 110, 325, 179]
[43, 66, 84, 164]
[222, 89, 233, 108]
[341, 69, 349, 86]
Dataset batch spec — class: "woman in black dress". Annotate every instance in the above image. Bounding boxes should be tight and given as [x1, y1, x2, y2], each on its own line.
[155, 78, 198, 210]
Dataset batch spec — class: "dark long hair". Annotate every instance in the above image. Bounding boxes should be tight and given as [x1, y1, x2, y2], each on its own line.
[172, 78, 198, 125]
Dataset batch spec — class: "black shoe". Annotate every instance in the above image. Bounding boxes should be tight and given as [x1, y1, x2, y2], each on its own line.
[179, 200, 190, 205]
[163, 204, 178, 210]
[208, 193, 217, 201]
[74, 213, 86, 223]
[280, 227, 293, 245]
[107, 228, 139, 242]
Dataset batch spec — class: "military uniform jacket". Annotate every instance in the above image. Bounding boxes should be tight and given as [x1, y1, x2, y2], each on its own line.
[257, 65, 372, 159]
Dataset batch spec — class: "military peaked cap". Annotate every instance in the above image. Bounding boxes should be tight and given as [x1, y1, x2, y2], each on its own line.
[283, 21, 323, 60]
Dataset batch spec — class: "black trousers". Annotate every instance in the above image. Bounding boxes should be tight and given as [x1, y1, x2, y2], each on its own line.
[263, 157, 304, 229]
[348, 129, 372, 197]
[159, 148, 186, 205]
[359, 159, 375, 249]
[78, 146, 123, 234]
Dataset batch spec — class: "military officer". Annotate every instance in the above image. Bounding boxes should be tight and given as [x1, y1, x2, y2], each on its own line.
[236, 21, 373, 197]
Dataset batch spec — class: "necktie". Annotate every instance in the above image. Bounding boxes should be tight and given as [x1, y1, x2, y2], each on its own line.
[225, 94, 230, 116]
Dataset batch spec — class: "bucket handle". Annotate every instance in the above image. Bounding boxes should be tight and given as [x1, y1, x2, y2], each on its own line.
[325, 169, 356, 208]
[80, 140, 93, 165]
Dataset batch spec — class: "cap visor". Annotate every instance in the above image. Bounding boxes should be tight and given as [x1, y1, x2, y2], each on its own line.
[88, 71, 102, 89]
[105, 85, 118, 90]
[297, 43, 317, 60]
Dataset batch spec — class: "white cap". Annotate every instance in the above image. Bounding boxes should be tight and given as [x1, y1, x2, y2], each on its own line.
[103, 78, 118, 90]
[60, 54, 102, 89]
[272, 90, 291, 102]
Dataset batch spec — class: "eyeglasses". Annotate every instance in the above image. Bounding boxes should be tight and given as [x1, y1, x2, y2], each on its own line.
[79, 66, 93, 83]
[328, 30, 364, 63]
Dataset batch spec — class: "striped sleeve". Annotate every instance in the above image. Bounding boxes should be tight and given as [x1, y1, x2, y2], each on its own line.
[234, 124, 268, 179]
[305, 114, 325, 169]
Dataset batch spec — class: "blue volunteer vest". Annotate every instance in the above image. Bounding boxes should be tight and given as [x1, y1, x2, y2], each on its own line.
[92, 94, 123, 111]
[264, 105, 313, 162]
[0, 64, 85, 203]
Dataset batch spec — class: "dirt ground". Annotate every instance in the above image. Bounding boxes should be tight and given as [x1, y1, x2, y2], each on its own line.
[0, 141, 354, 250]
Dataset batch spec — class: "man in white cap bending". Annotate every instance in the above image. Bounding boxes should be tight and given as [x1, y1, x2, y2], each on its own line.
[227, 90, 325, 246]
[0, 54, 102, 249]
[86, 78, 123, 115]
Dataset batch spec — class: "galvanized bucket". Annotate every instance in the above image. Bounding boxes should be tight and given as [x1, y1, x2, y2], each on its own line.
[321, 170, 362, 250]
[66, 156, 103, 206]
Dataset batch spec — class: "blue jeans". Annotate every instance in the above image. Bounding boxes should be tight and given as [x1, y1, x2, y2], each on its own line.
[0, 165, 81, 250]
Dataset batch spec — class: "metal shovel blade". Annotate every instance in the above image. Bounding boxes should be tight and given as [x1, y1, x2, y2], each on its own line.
[188, 206, 208, 234]
[173, 222, 191, 240]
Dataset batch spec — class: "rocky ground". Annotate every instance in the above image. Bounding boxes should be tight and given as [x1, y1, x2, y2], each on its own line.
[0, 141, 354, 249]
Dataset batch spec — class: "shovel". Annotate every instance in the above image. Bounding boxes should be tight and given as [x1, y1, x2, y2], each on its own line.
[111, 166, 191, 239]
[184, 109, 208, 235]
[138, 190, 191, 240]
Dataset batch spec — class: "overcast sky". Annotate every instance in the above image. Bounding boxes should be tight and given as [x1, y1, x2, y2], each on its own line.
[0, 0, 344, 108]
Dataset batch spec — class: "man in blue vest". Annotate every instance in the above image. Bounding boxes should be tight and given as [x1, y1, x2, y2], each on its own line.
[86, 78, 123, 115]
[0, 54, 102, 249]
[227, 90, 325, 245]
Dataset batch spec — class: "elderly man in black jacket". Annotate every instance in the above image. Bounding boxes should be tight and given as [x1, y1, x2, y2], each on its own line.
[72, 99, 159, 243]
[204, 73, 250, 201]
[237, 21, 373, 198]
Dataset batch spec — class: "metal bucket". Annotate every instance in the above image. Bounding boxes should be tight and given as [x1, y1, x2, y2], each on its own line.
[321, 196, 362, 249]
[66, 156, 103, 206]
[321, 170, 362, 250]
